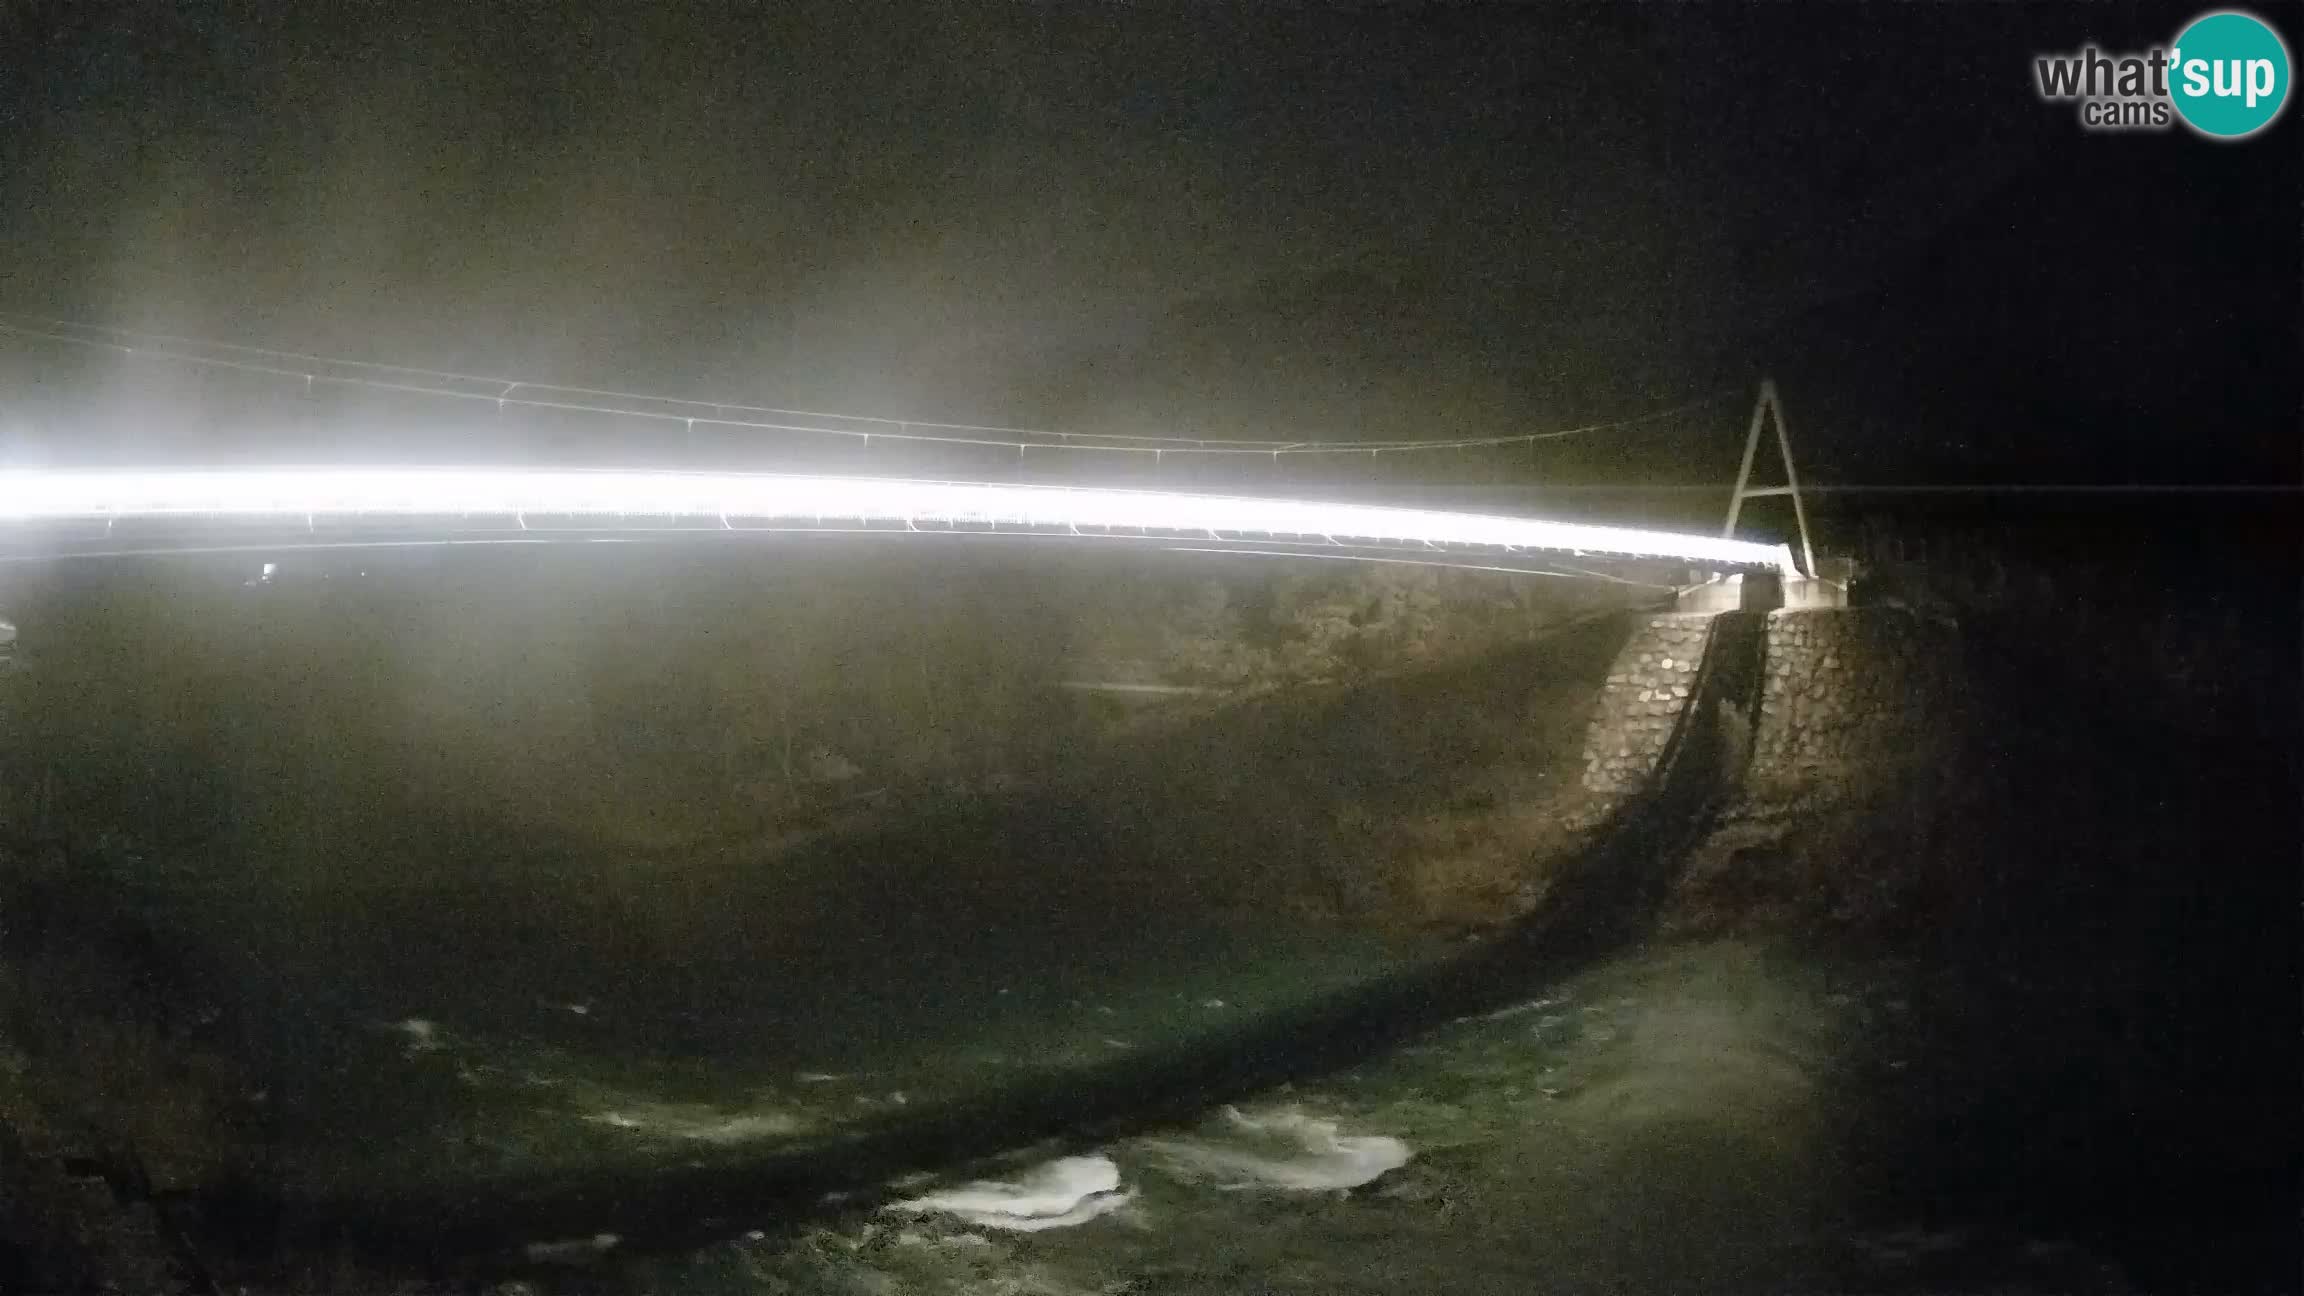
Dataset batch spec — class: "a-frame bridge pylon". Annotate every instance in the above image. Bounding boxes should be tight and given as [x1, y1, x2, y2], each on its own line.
[1722, 378, 1817, 579]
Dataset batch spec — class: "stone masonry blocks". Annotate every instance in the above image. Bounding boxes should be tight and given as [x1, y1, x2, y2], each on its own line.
[1579, 613, 1718, 800]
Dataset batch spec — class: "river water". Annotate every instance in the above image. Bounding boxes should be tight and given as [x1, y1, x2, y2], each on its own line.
[165, 844, 2146, 1296]
[621, 940, 1897, 1296]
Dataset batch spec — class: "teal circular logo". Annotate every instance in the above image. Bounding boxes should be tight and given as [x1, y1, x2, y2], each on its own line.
[2170, 10, 2291, 138]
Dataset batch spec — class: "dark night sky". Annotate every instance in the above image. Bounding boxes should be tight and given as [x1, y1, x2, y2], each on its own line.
[0, 1, 2296, 489]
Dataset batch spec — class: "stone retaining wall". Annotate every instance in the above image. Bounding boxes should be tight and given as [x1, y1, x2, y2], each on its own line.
[1738, 608, 1962, 819]
[1665, 605, 1969, 933]
[1577, 613, 1719, 803]
[1560, 603, 1971, 932]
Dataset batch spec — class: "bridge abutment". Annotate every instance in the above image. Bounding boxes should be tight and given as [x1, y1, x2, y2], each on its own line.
[1737, 608, 1963, 821]
[1568, 603, 1968, 932]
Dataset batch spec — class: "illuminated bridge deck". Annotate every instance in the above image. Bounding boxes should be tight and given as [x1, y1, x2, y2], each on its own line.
[0, 468, 1795, 574]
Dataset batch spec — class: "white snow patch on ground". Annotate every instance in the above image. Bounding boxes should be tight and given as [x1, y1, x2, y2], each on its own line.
[1144, 1105, 1412, 1191]
[886, 1155, 1136, 1232]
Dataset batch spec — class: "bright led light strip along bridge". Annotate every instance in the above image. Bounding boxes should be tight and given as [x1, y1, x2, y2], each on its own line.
[0, 469, 1796, 574]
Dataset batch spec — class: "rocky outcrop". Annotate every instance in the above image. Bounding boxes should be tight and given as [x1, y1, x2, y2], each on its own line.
[1061, 562, 1665, 699]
